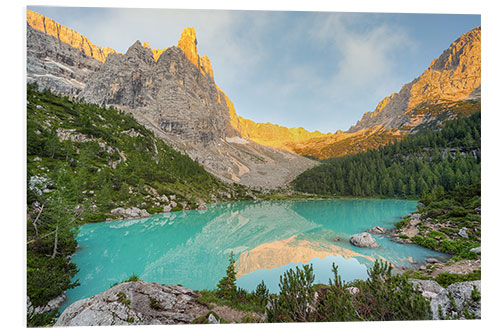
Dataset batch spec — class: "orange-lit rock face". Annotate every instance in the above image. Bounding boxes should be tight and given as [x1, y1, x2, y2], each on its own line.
[142, 41, 167, 62]
[235, 235, 376, 278]
[27, 9, 117, 63]
[176, 27, 214, 78]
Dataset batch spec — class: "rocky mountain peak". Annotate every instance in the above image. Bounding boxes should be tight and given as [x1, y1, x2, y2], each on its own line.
[177, 27, 199, 67]
[27, 9, 118, 62]
[176, 27, 214, 78]
[125, 40, 155, 64]
[347, 26, 481, 133]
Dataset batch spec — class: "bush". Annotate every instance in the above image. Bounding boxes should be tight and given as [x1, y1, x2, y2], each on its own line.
[412, 235, 439, 250]
[266, 260, 431, 322]
[434, 270, 481, 288]
[266, 264, 316, 322]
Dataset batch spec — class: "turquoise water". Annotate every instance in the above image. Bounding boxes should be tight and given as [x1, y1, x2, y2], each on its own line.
[61, 199, 449, 310]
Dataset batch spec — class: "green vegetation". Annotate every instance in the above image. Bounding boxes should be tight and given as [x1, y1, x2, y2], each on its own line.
[197, 253, 267, 314]
[266, 260, 431, 322]
[407, 183, 480, 258]
[293, 111, 480, 197]
[404, 269, 481, 288]
[215, 252, 238, 299]
[26, 84, 255, 326]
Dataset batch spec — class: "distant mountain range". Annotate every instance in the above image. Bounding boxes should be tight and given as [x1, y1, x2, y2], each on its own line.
[26, 9, 481, 186]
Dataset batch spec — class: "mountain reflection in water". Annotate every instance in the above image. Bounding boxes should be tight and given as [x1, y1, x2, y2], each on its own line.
[63, 200, 449, 310]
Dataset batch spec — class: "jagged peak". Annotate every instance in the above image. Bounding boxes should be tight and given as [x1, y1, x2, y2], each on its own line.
[125, 40, 154, 63]
[177, 27, 199, 66]
[26, 9, 119, 62]
[176, 27, 214, 78]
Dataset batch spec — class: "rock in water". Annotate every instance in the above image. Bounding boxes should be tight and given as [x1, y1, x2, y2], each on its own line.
[349, 232, 380, 248]
[366, 226, 388, 234]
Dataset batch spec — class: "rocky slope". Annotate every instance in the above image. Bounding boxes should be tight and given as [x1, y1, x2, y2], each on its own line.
[349, 27, 481, 132]
[26, 10, 317, 188]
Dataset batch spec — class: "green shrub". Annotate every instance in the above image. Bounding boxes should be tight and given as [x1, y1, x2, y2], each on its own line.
[266, 264, 316, 322]
[434, 270, 481, 288]
[266, 260, 431, 322]
[411, 236, 439, 250]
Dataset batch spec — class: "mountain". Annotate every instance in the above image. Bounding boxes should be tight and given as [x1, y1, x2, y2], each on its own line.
[285, 27, 481, 159]
[26, 9, 481, 166]
[26, 10, 318, 188]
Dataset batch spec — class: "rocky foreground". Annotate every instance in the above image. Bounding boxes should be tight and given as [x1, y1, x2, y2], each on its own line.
[54, 276, 480, 326]
[55, 281, 262, 326]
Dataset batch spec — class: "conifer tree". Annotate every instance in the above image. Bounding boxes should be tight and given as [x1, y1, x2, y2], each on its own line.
[216, 252, 237, 300]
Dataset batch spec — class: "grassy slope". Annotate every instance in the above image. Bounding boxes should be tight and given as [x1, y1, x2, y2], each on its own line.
[26, 84, 255, 326]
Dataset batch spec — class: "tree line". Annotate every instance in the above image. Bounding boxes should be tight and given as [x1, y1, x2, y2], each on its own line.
[292, 111, 481, 198]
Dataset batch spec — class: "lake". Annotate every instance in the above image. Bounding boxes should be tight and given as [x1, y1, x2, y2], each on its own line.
[61, 199, 449, 310]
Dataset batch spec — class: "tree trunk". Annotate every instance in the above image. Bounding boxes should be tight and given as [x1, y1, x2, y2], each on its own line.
[51, 225, 58, 259]
[31, 203, 44, 238]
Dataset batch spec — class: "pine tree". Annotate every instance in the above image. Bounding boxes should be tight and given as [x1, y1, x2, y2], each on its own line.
[216, 252, 237, 300]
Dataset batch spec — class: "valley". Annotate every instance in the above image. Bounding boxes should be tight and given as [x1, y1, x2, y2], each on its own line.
[25, 8, 481, 326]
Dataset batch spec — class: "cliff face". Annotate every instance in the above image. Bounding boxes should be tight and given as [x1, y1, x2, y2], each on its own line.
[26, 9, 318, 187]
[27, 9, 118, 63]
[348, 27, 481, 132]
[26, 9, 480, 164]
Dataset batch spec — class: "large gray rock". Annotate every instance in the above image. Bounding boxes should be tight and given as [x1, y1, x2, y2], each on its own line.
[55, 281, 208, 326]
[349, 232, 379, 248]
[430, 281, 481, 320]
[409, 279, 444, 299]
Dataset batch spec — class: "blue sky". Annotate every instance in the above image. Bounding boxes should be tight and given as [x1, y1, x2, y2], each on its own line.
[28, 6, 480, 133]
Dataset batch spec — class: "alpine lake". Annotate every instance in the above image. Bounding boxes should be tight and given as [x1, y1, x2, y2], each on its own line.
[61, 199, 449, 310]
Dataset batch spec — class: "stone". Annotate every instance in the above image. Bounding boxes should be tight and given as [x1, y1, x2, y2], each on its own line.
[349, 232, 379, 248]
[458, 227, 469, 238]
[409, 279, 444, 299]
[429, 281, 481, 319]
[426, 258, 441, 264]
[470, 246, 481, 254]
[207, 313, 220, 324]
[55, 281, 208, 326]
[163, 205, 172, 213]
[366, 226, 388, 234]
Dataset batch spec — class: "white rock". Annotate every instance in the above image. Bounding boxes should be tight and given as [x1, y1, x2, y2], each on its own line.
[349, 232, 379, 248]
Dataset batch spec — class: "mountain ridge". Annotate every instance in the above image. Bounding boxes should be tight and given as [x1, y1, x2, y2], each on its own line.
[26, 9, 481, 164]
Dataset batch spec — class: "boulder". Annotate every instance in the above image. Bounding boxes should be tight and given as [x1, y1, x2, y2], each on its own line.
[349, 232, 379, 248]
[366, 226, 388, 234]
[430, 281, 481, 319]
[163, 205, 172, 213]
[409, 279, 444, 299]
[55, 281, 206, 326]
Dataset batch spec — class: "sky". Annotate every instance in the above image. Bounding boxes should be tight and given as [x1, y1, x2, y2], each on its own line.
[28, 6, 480, 133]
